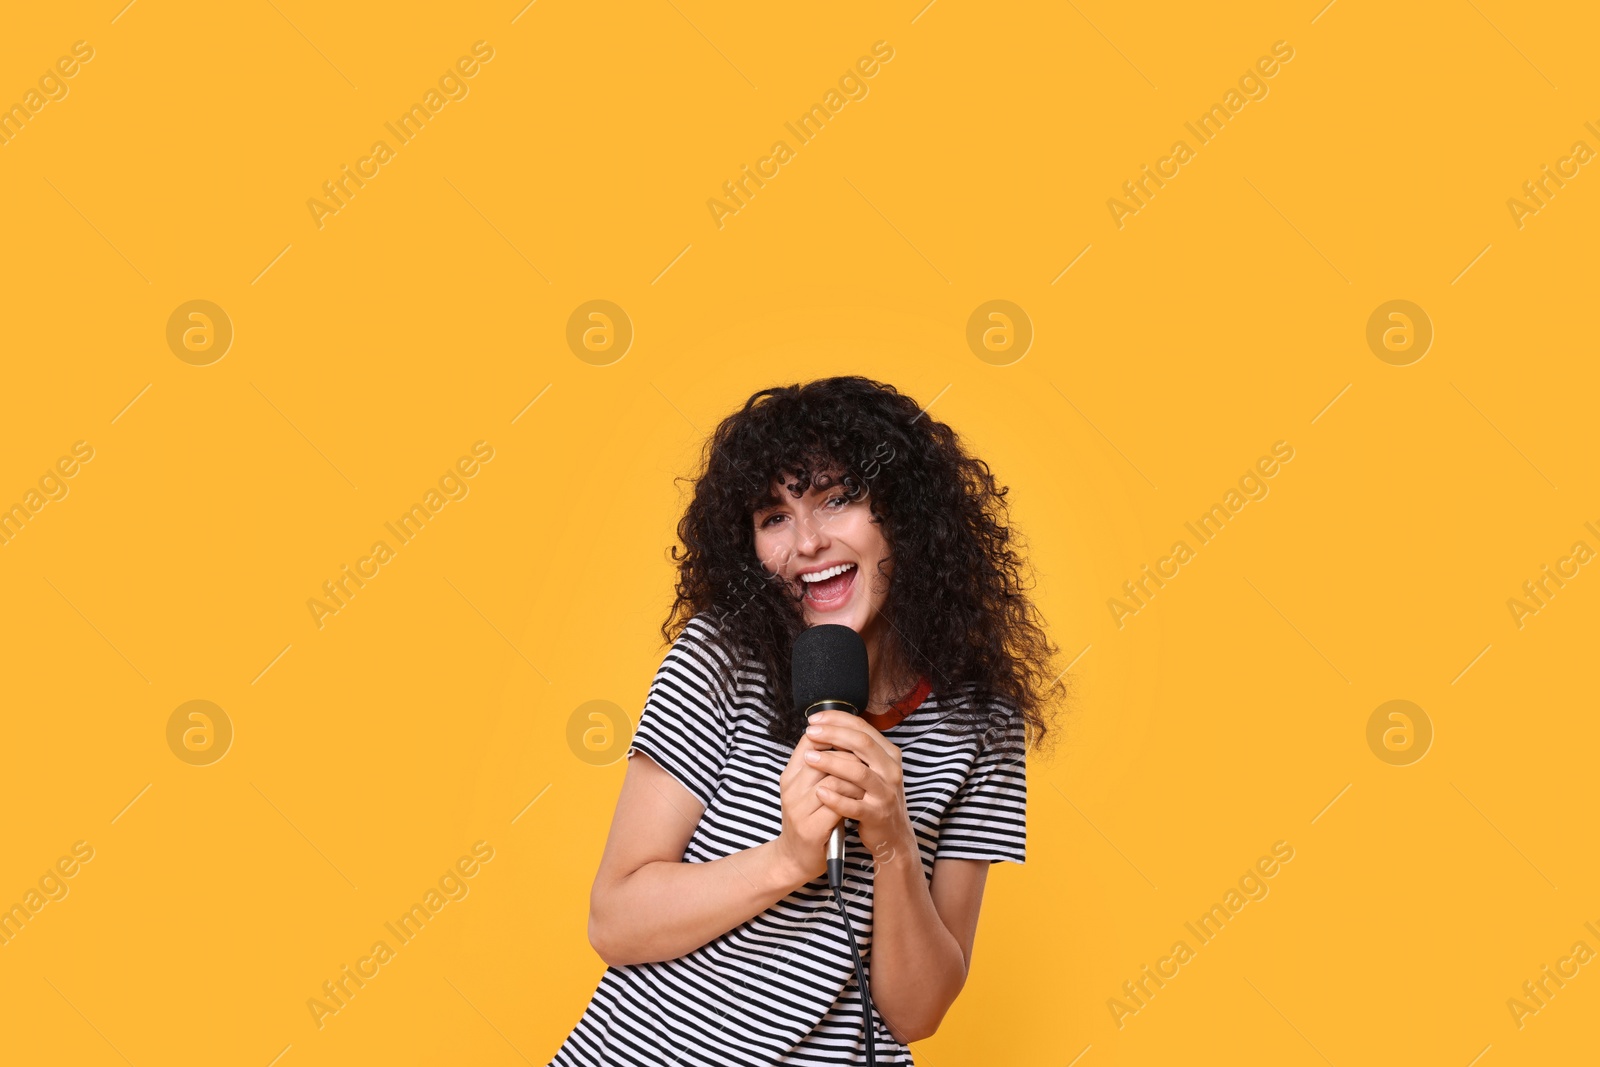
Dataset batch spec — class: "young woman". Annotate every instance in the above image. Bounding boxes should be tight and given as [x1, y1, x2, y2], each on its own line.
[547, 376, 1063, 1066]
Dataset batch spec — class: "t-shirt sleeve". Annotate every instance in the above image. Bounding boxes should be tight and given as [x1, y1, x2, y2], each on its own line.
[624, 617, 735, 810]
[935, 713, 1028, 864]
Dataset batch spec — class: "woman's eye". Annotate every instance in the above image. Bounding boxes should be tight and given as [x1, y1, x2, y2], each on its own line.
[827, 495, 849, 509]
[759, 514, 783, 528]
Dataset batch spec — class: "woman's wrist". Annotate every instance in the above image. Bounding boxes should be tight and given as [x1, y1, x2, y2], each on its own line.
[766, 834, 821, 892]
[866, 820, 922, 875]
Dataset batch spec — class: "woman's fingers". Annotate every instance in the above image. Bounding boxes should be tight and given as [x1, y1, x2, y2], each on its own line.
[786, 735, 831, 788]
[803, 748, 871, 786]
[807, 711, 902, 764]
[816, 773, 866, 800]
[804, 721, 898, 781]
[815, 784, 866, 819]
[803, 722, 875, 760]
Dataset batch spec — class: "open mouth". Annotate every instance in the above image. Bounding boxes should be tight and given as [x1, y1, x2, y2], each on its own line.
[800, 562, 857, 611]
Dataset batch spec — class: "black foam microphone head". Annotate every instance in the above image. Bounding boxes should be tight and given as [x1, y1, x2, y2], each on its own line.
[792, 624, 871, 715]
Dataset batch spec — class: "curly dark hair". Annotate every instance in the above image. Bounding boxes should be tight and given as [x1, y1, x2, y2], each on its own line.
[662, 375, 1066, 753]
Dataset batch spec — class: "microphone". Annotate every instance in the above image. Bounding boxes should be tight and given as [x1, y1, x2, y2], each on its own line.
[792, 623, 879, 1066]
[791, 624, 870, 889]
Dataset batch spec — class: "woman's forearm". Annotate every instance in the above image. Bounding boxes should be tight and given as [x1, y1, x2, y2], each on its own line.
[590, 838, 812, 966]
[867, 834, 967, 1044]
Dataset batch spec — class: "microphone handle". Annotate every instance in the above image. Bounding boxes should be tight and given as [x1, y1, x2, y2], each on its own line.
[807, 697, 858, 889]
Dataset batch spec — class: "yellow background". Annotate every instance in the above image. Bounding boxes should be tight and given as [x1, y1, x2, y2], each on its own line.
[1, 0, 1596, 1063]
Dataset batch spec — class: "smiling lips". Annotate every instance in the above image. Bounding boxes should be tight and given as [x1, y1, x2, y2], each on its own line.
[799, 561, 858, 610]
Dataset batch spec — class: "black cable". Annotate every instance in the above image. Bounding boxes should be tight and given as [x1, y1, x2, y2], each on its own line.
[828, 851, 877, 1067]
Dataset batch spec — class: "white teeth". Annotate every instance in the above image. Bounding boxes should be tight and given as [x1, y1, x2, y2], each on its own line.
[800, 563, 856, 584]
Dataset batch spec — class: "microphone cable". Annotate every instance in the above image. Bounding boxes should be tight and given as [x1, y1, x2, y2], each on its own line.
[828, 837, 877, 1067]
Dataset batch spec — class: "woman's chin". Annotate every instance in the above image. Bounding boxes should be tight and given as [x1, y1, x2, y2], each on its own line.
[803, 599, 867, 632]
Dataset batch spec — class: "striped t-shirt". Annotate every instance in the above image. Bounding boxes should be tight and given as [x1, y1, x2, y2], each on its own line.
[547, 613, 1028, 1066]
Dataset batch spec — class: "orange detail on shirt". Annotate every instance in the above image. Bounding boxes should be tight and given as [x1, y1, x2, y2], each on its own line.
[862, 674, 932, 731]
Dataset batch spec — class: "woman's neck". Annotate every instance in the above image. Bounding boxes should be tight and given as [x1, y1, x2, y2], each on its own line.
[862, 626, 919, 713]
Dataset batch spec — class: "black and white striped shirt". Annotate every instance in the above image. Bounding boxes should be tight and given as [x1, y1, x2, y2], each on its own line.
[547, 614, 1027, 1066]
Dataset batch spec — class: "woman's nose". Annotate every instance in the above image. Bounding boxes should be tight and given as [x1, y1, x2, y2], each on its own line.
[795, 507, 831, 552]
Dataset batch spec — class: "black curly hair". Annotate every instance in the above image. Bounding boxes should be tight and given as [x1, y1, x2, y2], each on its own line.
[662, 375, 1065, 753]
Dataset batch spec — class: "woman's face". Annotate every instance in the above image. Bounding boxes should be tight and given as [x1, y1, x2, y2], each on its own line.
[751, 470, 892, 636]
